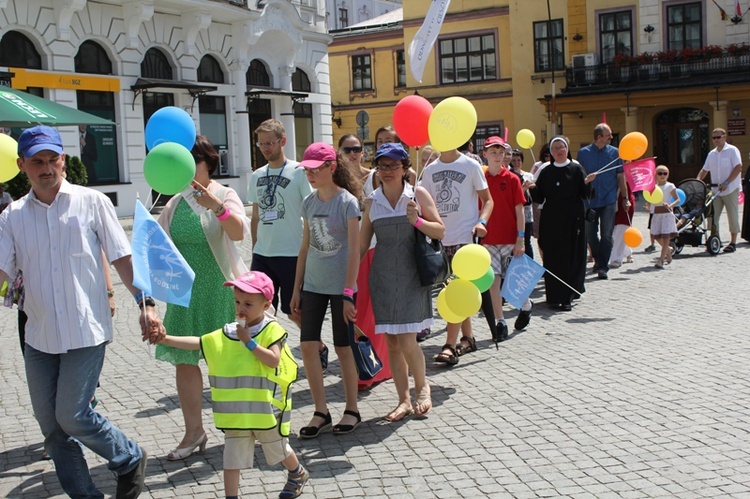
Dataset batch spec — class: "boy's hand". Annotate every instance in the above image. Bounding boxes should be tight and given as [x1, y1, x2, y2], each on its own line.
[236, 319, 251, 344]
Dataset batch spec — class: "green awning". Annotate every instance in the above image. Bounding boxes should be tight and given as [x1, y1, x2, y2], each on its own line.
[0, 87, 116, 127]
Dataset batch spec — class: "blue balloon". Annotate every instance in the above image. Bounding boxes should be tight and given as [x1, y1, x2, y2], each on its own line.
[145, 106, 197, 151]
[676, 188, 686, 207]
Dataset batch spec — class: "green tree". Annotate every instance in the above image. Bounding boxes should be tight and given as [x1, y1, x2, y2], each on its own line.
[6, 154, 88, 199]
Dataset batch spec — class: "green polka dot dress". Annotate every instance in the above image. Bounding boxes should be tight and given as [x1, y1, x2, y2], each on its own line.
[156, 200, 236, 365]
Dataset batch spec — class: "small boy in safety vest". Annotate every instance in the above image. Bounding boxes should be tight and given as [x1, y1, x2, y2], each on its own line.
[158, 271, 309, 499]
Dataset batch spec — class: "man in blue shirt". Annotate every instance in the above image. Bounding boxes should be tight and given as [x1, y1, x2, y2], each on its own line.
[576, 123, 630, 279]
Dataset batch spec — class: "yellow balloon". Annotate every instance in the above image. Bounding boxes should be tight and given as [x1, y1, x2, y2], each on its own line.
[0, 133, 20, 183]
[516, 129, 536, 150]
[437, 288, 467, 324]
[643, 185, 663, 204]
[428, 97, 477, 152]
[452, 243, 491, 280]
[623, 227, 643, 248]
[619, 131, 648, 161]
[444, 278, 482, 317]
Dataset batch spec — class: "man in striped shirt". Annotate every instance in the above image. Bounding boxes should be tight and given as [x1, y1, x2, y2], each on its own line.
[0, 126, 162, 499]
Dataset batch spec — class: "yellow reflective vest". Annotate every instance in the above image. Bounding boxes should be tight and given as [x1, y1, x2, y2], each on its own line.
[200, 320, 298, 435]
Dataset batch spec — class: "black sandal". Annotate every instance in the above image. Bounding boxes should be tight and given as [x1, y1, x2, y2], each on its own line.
[332, 410, 361, 435]
[455, 336, 477, 356]
[723, 243, 736, 253]
[299, 411, 331, 439]
[435, 344, 459, 365]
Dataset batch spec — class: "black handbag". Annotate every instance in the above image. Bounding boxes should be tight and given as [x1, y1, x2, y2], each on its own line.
[348, 323, 383, 381]
[414, 228, 451, 286]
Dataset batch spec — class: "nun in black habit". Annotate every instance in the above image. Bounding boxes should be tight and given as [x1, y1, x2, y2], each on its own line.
[526, 136, 596, 311]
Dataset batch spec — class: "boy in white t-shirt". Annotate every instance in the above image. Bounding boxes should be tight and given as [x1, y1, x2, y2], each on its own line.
[419, 148, 493, 365]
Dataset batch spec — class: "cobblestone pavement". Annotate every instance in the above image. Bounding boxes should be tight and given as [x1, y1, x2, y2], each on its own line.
[2, 203, 750, 498]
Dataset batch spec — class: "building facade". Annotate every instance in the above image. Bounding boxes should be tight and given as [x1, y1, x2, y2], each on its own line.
[330, 0, 750, 181]
[325, 0, 401, 31]
[0, 0, 333, 216]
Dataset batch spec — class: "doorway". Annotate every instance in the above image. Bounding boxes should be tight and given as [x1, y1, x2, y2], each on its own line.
[248, 98, 272, 171]
[654, 108, 710, 183]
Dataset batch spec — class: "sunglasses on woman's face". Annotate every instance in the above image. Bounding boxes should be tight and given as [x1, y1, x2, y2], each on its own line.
[342, 146, 363, 154]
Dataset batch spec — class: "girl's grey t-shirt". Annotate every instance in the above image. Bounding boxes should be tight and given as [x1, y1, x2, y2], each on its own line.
[301, 188, 361, 295]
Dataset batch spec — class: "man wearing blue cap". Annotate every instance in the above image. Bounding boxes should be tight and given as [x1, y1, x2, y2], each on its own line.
[0, 125, 163, 498]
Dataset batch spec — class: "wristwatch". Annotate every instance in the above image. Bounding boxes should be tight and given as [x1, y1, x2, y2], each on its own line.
[107, 289, 115, 298]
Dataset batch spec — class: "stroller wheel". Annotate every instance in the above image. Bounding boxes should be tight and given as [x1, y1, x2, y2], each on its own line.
[673, 240, 684, 255]
[707, 235, 721, 255]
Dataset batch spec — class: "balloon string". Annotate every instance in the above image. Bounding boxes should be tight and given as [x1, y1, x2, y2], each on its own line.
[594, 157, 621, 174]
[149, 193, 162, 212]
[595, 162, 622, 175]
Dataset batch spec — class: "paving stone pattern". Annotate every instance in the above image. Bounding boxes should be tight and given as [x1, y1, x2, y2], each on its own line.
[1, 203, 749, 498]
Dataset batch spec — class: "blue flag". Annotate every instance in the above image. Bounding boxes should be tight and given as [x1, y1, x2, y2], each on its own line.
[501, 254, 545, 310]
[131, 199, 195, 307]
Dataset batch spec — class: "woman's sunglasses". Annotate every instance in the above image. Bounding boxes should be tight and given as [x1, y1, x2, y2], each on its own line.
[342, 146, 363, 154]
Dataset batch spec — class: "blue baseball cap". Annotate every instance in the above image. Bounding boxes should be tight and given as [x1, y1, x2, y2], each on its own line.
[18, 126, 64, 158]
[374, 142, 409, 162]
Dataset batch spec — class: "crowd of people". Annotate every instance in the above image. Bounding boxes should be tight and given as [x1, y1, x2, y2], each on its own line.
[0, 120, 746, 499]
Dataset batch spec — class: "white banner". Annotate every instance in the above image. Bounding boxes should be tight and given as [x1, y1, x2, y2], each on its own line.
[408, 0, 452, 83]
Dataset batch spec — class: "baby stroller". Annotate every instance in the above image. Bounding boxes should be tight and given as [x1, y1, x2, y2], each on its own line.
[670, 179, 721, 255]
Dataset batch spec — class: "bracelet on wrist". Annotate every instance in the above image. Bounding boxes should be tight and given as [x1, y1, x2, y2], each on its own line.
[343, 287, 355, 297]
[342, 295, 355, 305]
[478, 218, 488, 226]
[517, 231, 525, 237]
[413, 216, 424, 228]
[216, 206, 231, 221]
[245, 339, 258, 351]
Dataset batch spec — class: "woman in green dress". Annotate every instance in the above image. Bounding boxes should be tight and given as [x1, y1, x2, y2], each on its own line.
[156, 136, 249, 460]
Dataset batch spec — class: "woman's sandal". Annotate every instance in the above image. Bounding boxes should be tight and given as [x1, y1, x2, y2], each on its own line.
[414, 386, 432, 417]
[455, 336, 477, 357]
[299, 411, 332, 439]
[332, 410, 361, 435]
[384, 404, 413, 422]
[435, 344, 458, 365]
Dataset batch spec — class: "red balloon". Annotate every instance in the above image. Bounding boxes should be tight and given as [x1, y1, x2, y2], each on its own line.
[392, 95, 433, 147]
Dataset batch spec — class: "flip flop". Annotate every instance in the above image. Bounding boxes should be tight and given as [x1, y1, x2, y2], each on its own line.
[414, 387, 432, 417]
[384, 404, 413, 422]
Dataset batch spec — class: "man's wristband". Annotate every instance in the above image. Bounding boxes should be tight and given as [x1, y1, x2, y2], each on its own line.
[245, 339, 258, 351]
[134, 291, 156, 309]
[517, 231, 525, 237]
[723, 180, 730, 186]
[478, 218, 488, 226]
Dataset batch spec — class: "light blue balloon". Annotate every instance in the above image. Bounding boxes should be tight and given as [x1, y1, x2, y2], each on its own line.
[145, 106, 197, 151]
[676, 188, 686, 207]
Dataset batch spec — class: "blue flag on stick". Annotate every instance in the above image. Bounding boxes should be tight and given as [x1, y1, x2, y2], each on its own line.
[501, 254, 546, 310]
[131, 199, 195, 307]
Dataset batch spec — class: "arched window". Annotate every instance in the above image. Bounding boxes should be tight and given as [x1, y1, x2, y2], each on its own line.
[292, 68, 311, 92]
[75, 41, 113, 75]
[246, 59, 270, 87]
[0, 31, 42, 69]
[198, 55, 225, 83]
[141, 48, 173, 79]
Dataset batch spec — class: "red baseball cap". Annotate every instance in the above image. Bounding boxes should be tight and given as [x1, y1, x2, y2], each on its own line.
[299, 142, 337, 168]
[483, 136, 505, 149]
[224, 271, 274, 301]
